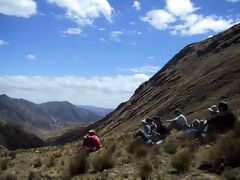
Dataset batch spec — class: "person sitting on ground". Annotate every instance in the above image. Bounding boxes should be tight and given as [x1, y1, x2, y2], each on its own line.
[152, 116, 170, 139]
[208, 104, 219, 118]
[206, 101, 236, 133]
[166, 109, 190, 131]
[187, 119, 207, 138]
[136, 118, 157, 144]
[81, 129, 101, 153]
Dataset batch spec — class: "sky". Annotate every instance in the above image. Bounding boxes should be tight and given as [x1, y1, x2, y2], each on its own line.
[0, 0, 239, 108]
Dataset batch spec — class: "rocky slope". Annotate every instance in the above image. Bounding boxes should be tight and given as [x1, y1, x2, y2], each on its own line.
[94, 23, 240, 137]
[0, 95, 100, 131]
[15, 23, 240, 145]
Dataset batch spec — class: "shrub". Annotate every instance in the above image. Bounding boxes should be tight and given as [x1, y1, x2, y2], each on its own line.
[170, 148, 192, 172]
[138, 158, 153, 180]
[69, 151, 89, 176]
[136, 145, 148, 158]
[126, 139, 142, 154]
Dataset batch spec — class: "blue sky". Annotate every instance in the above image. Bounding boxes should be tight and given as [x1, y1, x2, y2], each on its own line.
[0, 0, 239, 108]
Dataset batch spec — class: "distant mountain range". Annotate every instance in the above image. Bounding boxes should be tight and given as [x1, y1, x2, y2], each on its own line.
[77, 105, 113, 117]
[0, 94, 101, 131]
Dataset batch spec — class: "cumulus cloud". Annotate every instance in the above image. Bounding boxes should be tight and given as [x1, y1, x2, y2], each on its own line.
[0, 74, 150, 108]
[119, 65, 160, 74]
[147, 56, 155, 60]
[47, 0, 114, 26]
[166, 0, 197, 17]
[0, 0, 37, 18]
[110, 31, 123, 41]
[141, 9, 176, 30]
[26, 54, 36, 61]
[133, 1, 141, 11]
[61, 28, 81, 35]
[141, 0, 239, 36]
[0, 39, 7, 46]
[171, 14, 236, 36]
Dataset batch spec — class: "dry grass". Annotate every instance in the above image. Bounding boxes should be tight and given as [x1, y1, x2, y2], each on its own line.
[32, 158, 42, 168]
[0, 172, 17, 180]
[202, 122, 240, 168]
[138, 158, 153, 180]
[170, 147, 192, 172]
[164, 139, 178, 155]
[69, 151, 89, 176]
[0, 158, 8, 171]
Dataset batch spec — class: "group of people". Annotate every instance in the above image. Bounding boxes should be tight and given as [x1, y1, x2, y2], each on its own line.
[137, 101, 237, 144]
[80, 101, 237, 152]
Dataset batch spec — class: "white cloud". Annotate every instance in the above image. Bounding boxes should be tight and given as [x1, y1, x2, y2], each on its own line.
[119, 65, 160, 74]
[99, 28, 106, 31]
[147, 56, 155, 60]
[100, 38, 107, 42]
[141, 0, 239, 36]
[171, 14, 236, 36]
[47, 0, 114, 26]
[130, 22, 136, 25]
[0, 39, 7, 46]
[61, 28, 81, 35]
[0, 74, 150, 108]
[141, 9, 176, 30]
[166, 0, 196, 17]
[226, 0, 240, 2]
[133, 1, 141, 11]
[110, 31, 123, 41]
[26, 54, 36, 61]
[0, 0, 37, 18]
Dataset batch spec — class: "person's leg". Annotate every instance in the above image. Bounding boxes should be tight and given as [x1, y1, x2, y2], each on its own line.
[138, 129, 150, 142]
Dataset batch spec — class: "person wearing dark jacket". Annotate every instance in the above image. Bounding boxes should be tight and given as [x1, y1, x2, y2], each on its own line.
[206, 101, 236, 133]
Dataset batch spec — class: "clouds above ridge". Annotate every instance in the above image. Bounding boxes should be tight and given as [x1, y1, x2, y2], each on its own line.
[0, 74, 150, 108]
[0, 39, 8, 46]
[141, 0, 239, 36]
[0, 0, 37, 18]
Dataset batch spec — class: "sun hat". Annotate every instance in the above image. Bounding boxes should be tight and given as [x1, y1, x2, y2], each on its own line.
[141, 118, 152, 124]
[88, 129, 96, 135]
[208, 105, 218, 112]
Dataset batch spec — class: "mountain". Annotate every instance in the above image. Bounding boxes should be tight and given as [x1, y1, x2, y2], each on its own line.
[78, 105, 113, 117]
[0, 95, 101, 131]
[94, 23, 240, 137]
[49, 23, 240, 144]
[0, 119, 46, 150]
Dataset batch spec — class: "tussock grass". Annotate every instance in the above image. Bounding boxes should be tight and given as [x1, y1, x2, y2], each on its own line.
[0, 172, 17, 180]
[32, 158, 42, 168]
[164, 140, 178, 155]
[202, 122, 240, 167]
[0, 158, 8, 171]
[138, 158, 153, 180]
[170, 147, 192, 172]
[92, 145, 116, 172]
[69, 151, 89, 176]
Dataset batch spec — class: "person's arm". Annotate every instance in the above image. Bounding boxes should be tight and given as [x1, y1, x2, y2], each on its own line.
[166, 117, 178, 122]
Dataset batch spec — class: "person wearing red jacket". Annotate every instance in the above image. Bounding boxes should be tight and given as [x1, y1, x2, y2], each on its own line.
[81, 129, 101, 153]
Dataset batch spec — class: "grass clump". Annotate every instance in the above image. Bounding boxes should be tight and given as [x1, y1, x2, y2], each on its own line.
[138, 158, 153, 180]
[170, 148, 192, 172]
[0, 158, 8, 171]
[0, 172, 17, 180]
[33, 158, 42, 168]
[204, 122, 240, 167]
[45, 155, 54, 168]
[92, 143, 116, 172]
[69, 151, 89, 177]
[164, 140, 178, 155]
